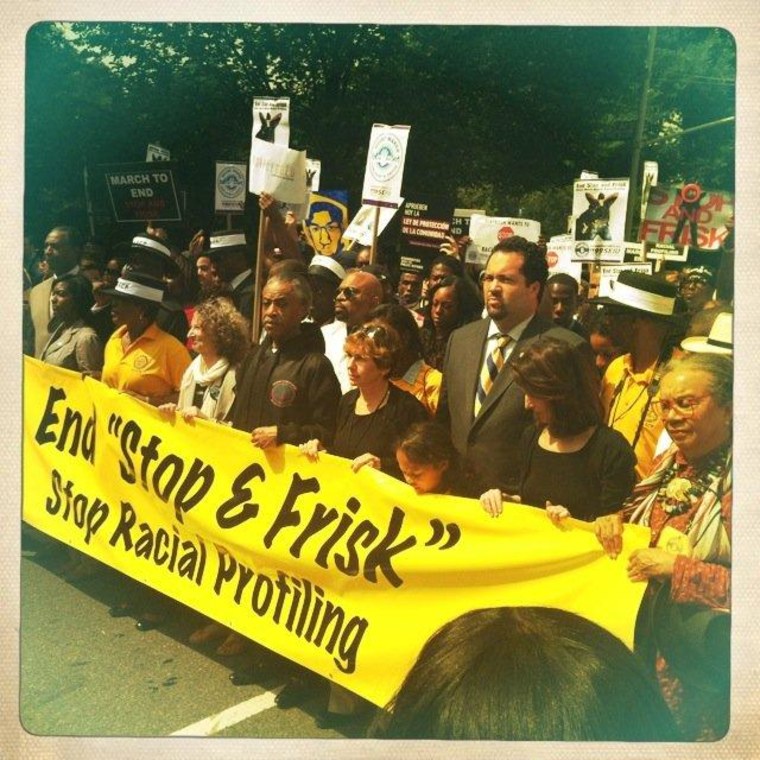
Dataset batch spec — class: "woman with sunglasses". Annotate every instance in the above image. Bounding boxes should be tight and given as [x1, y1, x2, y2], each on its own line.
[593, 353, 732, 740]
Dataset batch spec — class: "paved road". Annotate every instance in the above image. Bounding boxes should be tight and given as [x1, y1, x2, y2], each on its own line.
[19, 533, 376, 741]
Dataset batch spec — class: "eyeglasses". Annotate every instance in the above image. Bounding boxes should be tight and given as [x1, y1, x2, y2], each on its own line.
[651, 395, 709, 418]
[308, 223, 341, 236]
[336, 286, 360, 300]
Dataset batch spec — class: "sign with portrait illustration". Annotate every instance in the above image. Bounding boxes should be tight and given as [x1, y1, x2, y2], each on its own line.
[304, 190, 349, 257]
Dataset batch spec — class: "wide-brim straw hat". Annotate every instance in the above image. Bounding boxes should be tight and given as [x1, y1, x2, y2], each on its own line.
[590, 270, 681, 321]
[681, 311, 733, 355]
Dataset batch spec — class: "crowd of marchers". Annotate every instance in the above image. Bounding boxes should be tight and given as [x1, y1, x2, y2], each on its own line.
[23, 194, 733, 741]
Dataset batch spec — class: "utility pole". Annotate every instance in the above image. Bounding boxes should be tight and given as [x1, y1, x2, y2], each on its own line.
[625, 27, 658, 242]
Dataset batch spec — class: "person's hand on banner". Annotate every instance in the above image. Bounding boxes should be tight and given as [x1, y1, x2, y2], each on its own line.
[251, 425, 278, 448]
[627, 547, 676, 582]
[594, 513, 624, 558]
[180, 406, 207, 422]
[158, 402, 177, 418]
[351, 452, 381, 473]
[546, 502, 571, 527]
[479, 489, 511, 517]
[299, 439, 324, 462]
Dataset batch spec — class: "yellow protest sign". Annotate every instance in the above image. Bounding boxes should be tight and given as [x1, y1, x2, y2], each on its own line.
[23, 357, 650, 708]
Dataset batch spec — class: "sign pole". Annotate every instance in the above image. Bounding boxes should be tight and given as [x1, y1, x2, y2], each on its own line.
[251, 208, 266, 344]
[82, 162, 96, 238]
[370, 206, 380, 265]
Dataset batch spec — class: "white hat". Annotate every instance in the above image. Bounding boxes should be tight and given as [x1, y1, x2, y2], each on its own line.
[681, 311, 733, 355]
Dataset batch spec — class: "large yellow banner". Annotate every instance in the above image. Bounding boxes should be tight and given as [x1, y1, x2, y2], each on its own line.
[23, 357, 649, 708]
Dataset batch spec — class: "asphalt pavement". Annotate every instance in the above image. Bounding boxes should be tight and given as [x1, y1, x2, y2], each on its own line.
[19, 530, 376, 741]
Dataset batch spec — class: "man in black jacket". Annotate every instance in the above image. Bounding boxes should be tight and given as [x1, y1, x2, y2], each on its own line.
[230, 271, 341, 451]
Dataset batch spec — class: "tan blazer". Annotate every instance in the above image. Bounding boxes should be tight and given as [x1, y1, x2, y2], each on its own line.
[28, 277, 54, 358]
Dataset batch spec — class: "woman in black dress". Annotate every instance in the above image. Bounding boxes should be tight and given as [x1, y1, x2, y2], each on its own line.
[480, 337, 636, 522]
[300, 323, 428, 478]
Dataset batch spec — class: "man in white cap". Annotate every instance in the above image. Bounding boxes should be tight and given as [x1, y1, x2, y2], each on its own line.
[307, 254, 346, 327]
[592, 271, 686, 479]
[208, 230, 254, 321]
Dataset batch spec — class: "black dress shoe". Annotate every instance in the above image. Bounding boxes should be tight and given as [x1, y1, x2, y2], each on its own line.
[135, 616, 163, 631]
[275, 677, 315, 709]
[229, 666, 259, 686]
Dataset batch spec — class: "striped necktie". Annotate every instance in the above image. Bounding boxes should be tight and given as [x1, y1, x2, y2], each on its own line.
[474, 333, 510, 416]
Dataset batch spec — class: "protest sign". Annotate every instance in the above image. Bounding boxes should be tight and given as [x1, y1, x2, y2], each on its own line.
[580, 169, 599, 179]
[400, 197, 452, 252]
[24, 358, 649, 708]
[248, 138, 307, 205]
[361, 124, 410, 208]
[102, 162, 181, 222]
[572, 178, 629, 241]
[644, 241, 689, 263]
[639, 184, 733, 250]
[342, 202, 402, 247]
[570, 240, 644, 263]
[597, 263, 654, 297]
[640, 160, 659, 220]
[146, 143, 171, 162]
[214, 161, 247, 213]
[450, 208, 485, 238]
[252, 96, 290, 146]
[465, 214, 541, 265]
[304, 190, 349, 256]
[306, 159, 321, 192]
[544, 241, 582, 282]
[399, 254, 425, 273]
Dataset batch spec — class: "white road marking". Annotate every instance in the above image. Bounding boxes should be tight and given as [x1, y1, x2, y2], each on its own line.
[170, 686, 283, 736]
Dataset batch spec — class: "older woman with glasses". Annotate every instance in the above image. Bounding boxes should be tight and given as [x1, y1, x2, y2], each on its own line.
[593, 353, 732, 740]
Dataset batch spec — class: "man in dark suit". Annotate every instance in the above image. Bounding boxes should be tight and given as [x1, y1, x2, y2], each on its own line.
[437, 236, 588, 493]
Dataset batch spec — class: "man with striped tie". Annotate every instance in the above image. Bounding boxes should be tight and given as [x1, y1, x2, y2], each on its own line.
[437, 236, 588, 493]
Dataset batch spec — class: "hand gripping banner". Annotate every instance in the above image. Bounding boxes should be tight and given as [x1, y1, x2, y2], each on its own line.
[23, 358, 649, 708]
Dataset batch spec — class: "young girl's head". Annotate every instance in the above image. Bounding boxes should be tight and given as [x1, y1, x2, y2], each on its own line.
[395, 422, 457, 495]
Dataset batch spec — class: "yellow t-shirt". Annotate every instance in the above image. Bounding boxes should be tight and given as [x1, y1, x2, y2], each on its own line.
[392, 360, 441, 417]
[601, 353, 664, 481]
[102, 323, 191, 402]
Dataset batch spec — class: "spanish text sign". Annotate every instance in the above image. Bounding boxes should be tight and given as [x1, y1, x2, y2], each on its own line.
[102, 162, 181, 222]
[23, 358, 649, 708]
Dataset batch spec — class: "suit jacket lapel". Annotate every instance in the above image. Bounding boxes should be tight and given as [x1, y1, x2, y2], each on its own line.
[464, 320, 490, 419]
[472, 315, 547, 421]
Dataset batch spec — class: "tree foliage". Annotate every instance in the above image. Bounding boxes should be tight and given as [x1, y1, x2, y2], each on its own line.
[25, 22, 735, 248]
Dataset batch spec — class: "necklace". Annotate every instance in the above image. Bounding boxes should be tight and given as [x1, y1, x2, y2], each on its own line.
[359, 384, 391, 415]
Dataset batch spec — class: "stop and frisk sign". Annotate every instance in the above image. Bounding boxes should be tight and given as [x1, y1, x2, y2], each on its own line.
[103, 162, 182, 222]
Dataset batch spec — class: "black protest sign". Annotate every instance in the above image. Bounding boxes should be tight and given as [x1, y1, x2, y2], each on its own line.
[400, 196, 452, 253]
[103, 162, 182, 222]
